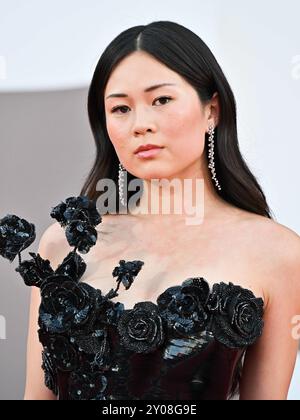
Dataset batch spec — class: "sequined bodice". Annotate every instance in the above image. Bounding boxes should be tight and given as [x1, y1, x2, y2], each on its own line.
[0, 196, 265, 400]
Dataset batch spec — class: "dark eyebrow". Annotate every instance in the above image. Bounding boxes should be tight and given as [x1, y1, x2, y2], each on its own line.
[105, 83, 177, 100]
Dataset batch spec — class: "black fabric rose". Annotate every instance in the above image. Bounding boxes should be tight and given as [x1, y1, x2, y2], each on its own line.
[157, 277, 210, 337]
[0, 214, 36, 262]
[65, 220, 97, 254]
[15, 250, 87, 288]
[39, 330, 78, 372]
[68, 369, 108, 400]
[112, 259, 144, 291]
[117, 302, 165, 353]
[55, 250, 87, 281]
[39, 275, 99, 333]
[15, 252, 54, 287]
[207, 282, 264, 348]
[50, 196, 102, 228]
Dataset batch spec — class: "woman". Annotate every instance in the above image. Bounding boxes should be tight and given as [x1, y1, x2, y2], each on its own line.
[18, 21, 300, 400]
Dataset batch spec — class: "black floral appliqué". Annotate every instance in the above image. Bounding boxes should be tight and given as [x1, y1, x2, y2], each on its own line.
[157, 277, 210, 337]
[39, 330, 78, 372]
[70, 328, 106, 354]
[0, 214, 36, 262]
[50, 195, 102, 254]
[50, 195, 102, 228]
[15, 249, 87, 288]
[207, 282, 264, 348]
[39, 275, 100, 333]
[15, 252, 54, 287]
[117, 302, 165, 353]
[112, 259, 145, 291]
[41, 350, 58, 396]
[55, 250, 87, 281]
[65, 220, 98, 254]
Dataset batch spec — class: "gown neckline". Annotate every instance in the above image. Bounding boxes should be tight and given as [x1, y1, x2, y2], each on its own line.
[81, 275, 265, 312]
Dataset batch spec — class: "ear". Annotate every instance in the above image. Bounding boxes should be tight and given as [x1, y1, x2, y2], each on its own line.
[206, 92, 220, 129]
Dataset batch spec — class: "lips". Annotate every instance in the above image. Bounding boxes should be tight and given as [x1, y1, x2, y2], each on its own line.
[134, 144, 163, 154]
[135, 148, 163, 159]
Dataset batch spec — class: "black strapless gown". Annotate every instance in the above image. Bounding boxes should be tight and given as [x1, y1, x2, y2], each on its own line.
[0, 196, 265, 400]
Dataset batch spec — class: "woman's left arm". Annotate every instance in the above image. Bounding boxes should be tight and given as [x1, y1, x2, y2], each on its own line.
[239, 234, 300, 400]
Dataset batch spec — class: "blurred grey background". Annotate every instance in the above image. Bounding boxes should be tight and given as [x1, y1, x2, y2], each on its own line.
[0, 0, 299, 400]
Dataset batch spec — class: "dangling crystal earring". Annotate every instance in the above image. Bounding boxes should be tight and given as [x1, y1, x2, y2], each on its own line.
[207, 124, 222, 191]
[118, 162, 126, 206]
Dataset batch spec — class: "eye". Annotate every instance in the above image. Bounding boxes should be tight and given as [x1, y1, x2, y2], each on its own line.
[110, 96, 173, 114]
[110, 105, 129, 115]
[154, 96, 172, 106]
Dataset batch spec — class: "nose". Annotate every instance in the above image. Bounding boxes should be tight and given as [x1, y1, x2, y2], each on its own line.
[134, 127, 153, 136]
[132, 107, 156, 136]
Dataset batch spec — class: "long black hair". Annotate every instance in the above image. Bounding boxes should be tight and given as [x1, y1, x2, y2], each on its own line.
[80, 20, 273, 219]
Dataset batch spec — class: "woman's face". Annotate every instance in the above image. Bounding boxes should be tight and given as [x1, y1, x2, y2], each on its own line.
[104, 51, 216, 180]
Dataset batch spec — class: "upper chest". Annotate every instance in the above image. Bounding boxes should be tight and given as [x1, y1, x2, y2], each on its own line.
[77, 215, 272, 309]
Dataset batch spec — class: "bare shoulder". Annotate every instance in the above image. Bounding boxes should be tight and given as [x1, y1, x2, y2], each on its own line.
[237, 211, 300, 309]
[38, 221, 73, 269]
[241, 212, 300, 259]
[40, 221, 69, 246]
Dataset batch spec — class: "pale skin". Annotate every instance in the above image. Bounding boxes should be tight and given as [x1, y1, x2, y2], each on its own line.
[24, 51, 300, 400]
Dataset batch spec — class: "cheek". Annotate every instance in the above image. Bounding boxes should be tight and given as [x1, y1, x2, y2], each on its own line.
[162, 105, 206, 158]
[106, 119, 126, 147]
